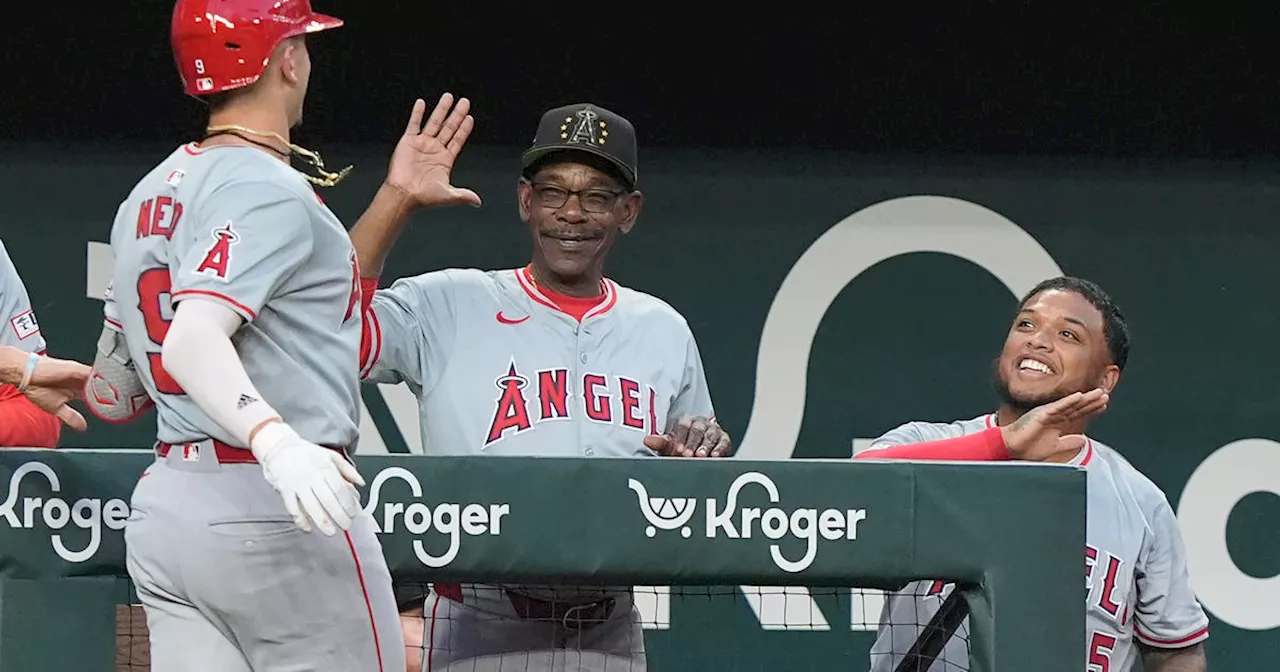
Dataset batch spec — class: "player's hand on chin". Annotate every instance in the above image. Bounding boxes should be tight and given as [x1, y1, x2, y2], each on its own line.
[1000, 388, 1110, 462]
[642, 415, 734, 458]
[383, 92, 483, 210]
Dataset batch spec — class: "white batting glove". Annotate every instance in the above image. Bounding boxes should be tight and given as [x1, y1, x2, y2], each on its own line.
[249, 422, 365, 536]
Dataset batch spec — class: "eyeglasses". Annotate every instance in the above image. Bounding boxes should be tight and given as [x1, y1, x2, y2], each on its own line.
[528, 181, 626, 214]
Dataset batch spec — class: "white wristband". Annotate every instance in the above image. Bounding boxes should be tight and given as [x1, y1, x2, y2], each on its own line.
[250, 421, 300, 460]
[16, 353, 38, 392]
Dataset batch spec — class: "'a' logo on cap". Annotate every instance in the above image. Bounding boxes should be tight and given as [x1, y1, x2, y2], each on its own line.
[561, 108, 608, 146]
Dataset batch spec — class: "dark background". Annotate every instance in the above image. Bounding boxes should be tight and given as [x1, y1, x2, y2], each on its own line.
[4, 3, 1277, 159]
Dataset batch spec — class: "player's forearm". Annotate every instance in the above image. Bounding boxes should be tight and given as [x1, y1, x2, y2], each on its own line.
[160, 299, 283, 447]
[0, 346, 27, 385]
[853, 427, 1010, 461]
[1142, 643, 1207, 672]
[350, 183, 417, 278]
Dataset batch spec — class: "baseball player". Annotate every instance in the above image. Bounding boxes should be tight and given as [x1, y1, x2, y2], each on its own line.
[349, 102, 732, 671]
[0, 239, 76, 446]
[80, 1, 477, 669]
[855, 276, 1209, 672]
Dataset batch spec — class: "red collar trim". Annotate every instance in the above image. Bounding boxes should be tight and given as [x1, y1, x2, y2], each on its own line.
[515, 266, 617, 319]
[1072, 440, 1095, 467]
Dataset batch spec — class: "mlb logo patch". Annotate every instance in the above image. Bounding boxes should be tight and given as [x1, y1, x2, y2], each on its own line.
[181, 444, 200, 462]
[10, 310, 39, 340]
[196, 78, 213, 92]
[166, 169, 186, 186]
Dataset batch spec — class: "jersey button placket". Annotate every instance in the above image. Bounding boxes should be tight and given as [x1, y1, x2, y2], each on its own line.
[575, 322, 592, 456]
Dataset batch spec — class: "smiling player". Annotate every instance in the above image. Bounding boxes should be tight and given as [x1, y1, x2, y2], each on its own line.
[856, 276, 1209, 672]
[351, 101, 732, 671]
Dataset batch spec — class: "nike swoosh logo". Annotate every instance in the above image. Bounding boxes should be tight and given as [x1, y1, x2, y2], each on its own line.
[496, 311, 530, 325]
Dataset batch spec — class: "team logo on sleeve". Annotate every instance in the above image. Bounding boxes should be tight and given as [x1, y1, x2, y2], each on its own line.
[194, 221, 240, 280]
[9, 310, 39, 341]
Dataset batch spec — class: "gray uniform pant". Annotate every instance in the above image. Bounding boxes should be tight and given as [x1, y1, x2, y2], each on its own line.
[412, 585, 646, 672]
[437, 651, 641, 672]
[125, 443, 405, 672]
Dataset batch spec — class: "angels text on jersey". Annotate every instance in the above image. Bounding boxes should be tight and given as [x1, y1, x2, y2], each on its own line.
[485, 358, 661, 446]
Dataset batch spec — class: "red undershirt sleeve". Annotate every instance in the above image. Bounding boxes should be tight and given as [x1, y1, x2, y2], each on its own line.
[358, 276, 379, 376]
[852, 426, 1009, 461]
[0, 392, 62, 448]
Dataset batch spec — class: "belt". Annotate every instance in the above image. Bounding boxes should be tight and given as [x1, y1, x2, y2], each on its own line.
[436, 584, 616, 631]
[155, 439, 347, 465]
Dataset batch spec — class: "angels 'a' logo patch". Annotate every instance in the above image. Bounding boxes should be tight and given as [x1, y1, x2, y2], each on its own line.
[9, 310, 39, 341]
[194, 221, 240, 281]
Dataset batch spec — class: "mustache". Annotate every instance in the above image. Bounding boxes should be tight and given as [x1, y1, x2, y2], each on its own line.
[542, 229, 603, 239]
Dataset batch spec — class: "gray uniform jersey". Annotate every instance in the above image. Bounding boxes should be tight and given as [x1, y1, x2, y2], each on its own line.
[364, 266, 715, 457]
[0, 239, 46, 354]
[105, 142, 364, 448]
[861, 414, 1210, 672]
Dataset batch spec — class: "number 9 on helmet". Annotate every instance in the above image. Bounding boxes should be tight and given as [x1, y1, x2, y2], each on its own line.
[170, 0, 343, 98]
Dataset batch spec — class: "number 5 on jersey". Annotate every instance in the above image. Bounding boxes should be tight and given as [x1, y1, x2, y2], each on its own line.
[1088, 631, 1116, 671]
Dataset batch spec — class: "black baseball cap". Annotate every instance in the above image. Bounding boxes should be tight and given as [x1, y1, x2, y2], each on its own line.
[521, 103, 638, 190]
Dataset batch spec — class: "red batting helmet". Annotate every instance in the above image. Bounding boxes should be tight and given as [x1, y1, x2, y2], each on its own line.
[171, 0, 343, 97]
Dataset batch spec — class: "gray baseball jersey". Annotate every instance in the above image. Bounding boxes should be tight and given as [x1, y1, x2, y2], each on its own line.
[104, 142, 365, 449]
[108, 142, 404, 672]
[861, 414, 1210, 672]
[363, 266, 715, 457]
[364, 266, 708, 671]
[0, 239, 46, 354]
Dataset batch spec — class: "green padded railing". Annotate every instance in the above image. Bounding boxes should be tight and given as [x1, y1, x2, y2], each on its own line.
[0, 449, 1086, 671]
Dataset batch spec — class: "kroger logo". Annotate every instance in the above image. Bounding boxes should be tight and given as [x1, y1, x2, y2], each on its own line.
[363, 466, 510, 568]
[0, 461, 129, 563]
[628, 472, 868, 573]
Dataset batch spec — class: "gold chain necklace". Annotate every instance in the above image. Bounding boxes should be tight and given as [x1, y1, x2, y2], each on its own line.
[204, 124, 353, 188]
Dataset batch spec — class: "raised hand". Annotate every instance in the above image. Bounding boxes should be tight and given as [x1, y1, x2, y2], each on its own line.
[384, 93, 482, 209]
